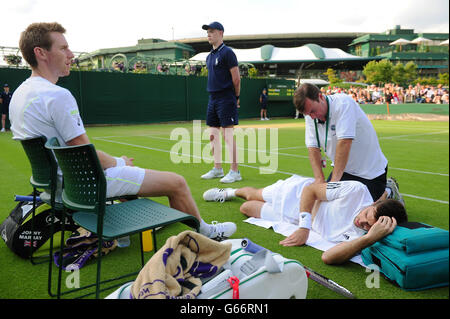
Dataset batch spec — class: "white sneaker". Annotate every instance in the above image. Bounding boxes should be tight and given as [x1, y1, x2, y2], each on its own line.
[0, 128, 5, 132]
[203, 188, 235, 202]
[206, 221, 237, 240]
[265, 117, 270, 120]
[220, 170, 242, 183]
[386, 177, 405, 206]
[261, 118, 264, 121]
[201, 167, 224, 179]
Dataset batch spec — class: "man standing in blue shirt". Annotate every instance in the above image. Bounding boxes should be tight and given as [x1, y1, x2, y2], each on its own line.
[200, 21, 242, 183]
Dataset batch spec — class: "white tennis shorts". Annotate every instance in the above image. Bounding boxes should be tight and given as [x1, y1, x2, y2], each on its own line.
[104, 165, 146, 198]
[260, 175, 314, 224]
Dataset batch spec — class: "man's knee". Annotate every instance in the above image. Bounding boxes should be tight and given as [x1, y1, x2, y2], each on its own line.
[239, 202, 251, 216]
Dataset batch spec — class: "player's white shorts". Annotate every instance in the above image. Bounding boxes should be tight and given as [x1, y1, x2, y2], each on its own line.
[260, 175, 314, 224]
[104, 165, 146, 198]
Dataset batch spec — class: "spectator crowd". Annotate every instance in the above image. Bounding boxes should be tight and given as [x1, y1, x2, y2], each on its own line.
[321, 83, 449, 105]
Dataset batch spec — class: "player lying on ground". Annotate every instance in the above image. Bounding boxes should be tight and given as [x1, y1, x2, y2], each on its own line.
[203, 175, 407, 264]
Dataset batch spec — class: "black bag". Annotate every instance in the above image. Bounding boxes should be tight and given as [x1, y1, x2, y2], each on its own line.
[0, 193, 78, 259]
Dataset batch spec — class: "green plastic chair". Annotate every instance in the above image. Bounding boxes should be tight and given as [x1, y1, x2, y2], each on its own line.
[19, 136, 69, 297]
[45, 137, 199, 299]
[20, 136, 59, 265]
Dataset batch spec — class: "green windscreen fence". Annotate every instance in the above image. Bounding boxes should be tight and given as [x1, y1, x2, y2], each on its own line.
[1, 68, 297, 127]
[2, 68, 447, 128]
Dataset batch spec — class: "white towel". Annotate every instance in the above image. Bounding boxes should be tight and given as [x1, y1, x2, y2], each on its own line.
[243, 217, 365, 267]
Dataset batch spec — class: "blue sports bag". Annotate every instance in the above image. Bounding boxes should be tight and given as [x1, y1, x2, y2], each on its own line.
[361, 222, 449, 291]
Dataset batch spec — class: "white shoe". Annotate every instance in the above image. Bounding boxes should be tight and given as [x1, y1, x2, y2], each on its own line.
[386, 177, 405, 206]
[265, 117, 269, 120]
[261, 118, 264, 121]
[0, 128, 5, 132]
[203, 188, 235, 202]
[220, 170, 242, 183]
[206, 221, 237, 240]
[201, 167, 224, 179]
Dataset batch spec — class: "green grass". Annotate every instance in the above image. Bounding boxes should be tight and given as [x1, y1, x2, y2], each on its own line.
[0, 118, 448, 299]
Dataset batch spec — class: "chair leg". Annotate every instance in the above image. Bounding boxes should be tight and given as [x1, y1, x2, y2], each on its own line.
[30, 188, 37, 265]
[56, 208, 67, 299]
[139, 233, 145, 267]
[95, 235, 104, 299]
[152, 229, 158, 252]
[47, 208, 56, 297]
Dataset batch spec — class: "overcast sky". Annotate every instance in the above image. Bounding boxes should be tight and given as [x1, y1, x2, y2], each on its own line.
[1, 0, 448, 53]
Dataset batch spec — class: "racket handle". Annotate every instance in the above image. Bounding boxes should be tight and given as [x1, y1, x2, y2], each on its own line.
[14, 195, 41, 202]
[241, 238, 268, 253]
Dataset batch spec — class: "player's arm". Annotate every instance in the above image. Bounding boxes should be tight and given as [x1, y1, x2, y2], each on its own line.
[66, 134, 133, 169]
[308, 147, 326, 184]
[230, 66, 240, 106]
[280, 183, 328, 247]
[321, 216, 397, 265]
[329, 138, 352, 182]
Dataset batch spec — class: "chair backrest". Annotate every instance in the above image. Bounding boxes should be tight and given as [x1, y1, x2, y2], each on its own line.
[45, 137, 106, 212]
[20, 136, 57, 190]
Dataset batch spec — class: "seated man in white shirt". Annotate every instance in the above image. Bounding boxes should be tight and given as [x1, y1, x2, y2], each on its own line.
[203, 175, 407, 264]
[9, 22, 236, 240]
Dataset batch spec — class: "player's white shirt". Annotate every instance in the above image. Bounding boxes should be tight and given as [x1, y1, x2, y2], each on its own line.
[312, 180, 373, 242]
[262, 175, 372, 243]
[9, 76, 86, 144]
[305, 93, 387, 179]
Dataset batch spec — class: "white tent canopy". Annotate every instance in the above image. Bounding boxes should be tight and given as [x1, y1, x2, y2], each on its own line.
[389, 38, 412, 46]
[411, 37, 433, 44]
[190, 44, 367, 63]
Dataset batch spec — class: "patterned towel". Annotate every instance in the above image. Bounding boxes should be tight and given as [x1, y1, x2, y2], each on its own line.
[131, 230, 231, 299]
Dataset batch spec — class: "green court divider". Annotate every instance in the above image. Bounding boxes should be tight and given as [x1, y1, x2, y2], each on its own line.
[1, 68, 297, 125]
[359, 103, 449, 115]
[3, 68, 446, 126]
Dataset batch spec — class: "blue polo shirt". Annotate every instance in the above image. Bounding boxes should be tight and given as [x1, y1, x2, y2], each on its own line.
[206, 43, 238, 93]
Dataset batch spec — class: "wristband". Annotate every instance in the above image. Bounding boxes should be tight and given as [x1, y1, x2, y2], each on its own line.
[114, 157, 126, 167]
[299, 212, 312, 230]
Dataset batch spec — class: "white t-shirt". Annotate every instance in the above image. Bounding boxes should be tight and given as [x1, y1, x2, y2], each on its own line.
[261, 175, 372, 243]
[312, 180, 373, 242]
[305, 94, 387, 179]
[9, 76, 86, 144]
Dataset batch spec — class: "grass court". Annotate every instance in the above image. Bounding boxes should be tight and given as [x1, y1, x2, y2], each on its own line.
[0, 117, 448, 299]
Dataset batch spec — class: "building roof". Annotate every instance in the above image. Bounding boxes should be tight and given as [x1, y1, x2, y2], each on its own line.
[190, 43, 375, 64]
[177, 32, 369, 53]
[84, 39, 195, 58]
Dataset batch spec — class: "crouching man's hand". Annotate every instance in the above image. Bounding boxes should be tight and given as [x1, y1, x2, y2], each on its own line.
[280, 228, 309, 247]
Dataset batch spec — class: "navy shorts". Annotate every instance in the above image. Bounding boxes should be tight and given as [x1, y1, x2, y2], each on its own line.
[327, 166, 388, 201]
[1, 104, 8, 115]
[206, 90, 238, 127]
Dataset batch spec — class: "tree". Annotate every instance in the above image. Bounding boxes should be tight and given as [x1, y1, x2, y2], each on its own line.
[392, 62, 407, 87]
[362, 59, 393, 85]
[438, 73, 449, 86]
[324, 68, 342, 86]
[404, 61, 418, 85]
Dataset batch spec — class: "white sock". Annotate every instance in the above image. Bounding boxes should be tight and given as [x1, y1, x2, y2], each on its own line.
[226, 189, 237, 198]
[199, 219, 212, 235]
[385, 188, 392, 197]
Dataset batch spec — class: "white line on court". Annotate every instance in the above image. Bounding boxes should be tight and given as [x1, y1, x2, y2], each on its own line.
[380, 130, 449, 140]
[401, 194, 449, 205]
[94, 136, 448, 205]
[95, 134, 448, 176]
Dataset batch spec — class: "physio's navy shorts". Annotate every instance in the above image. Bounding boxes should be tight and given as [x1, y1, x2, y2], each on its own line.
[327, 166, 388, 201]
[206, 90, 238, 127]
